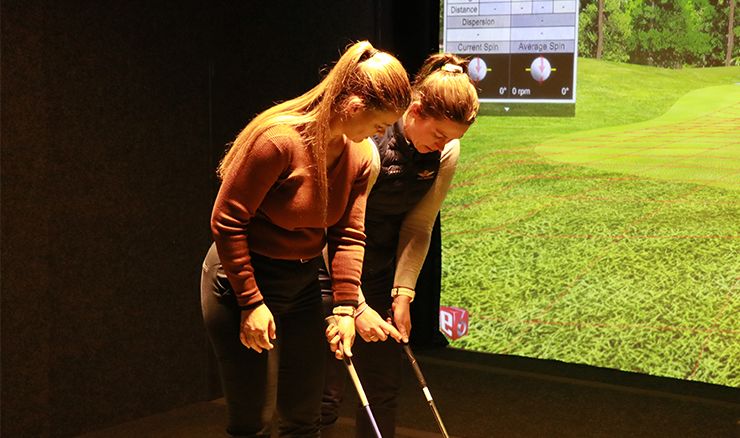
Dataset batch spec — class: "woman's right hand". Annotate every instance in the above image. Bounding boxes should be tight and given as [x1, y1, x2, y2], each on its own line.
[239, 304, 276, 353]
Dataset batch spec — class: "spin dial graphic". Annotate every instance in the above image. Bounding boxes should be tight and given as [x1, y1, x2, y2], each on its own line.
[528, 56, 556, 84]
[468, 57, 489, 83]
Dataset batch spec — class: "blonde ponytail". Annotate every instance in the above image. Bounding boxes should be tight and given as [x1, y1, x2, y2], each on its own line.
[217, 41, 410, 218]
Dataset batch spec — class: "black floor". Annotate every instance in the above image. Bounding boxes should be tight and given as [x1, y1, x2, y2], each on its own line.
[75, 346, 740, 438]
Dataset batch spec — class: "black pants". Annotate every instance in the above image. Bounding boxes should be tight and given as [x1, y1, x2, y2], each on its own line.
[201, 243, 325, 438]
[321, 263, 403, 438]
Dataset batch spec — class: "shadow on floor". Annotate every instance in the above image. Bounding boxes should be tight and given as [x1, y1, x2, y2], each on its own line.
[75, 346, 740, 438]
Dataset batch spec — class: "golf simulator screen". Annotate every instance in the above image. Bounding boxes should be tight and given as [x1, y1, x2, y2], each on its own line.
[436, 1, 740, 389]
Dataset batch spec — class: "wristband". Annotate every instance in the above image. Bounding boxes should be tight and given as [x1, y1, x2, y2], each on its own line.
[390, 287, 415, 303]
[332, 305, 356, 317]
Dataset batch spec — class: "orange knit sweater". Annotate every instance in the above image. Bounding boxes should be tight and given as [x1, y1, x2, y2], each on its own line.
[211, 125, 372, 307]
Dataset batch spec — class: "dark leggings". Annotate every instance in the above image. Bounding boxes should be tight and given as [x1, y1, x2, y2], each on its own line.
[321, 263, 403, 438]
[201, 243, 325, 438]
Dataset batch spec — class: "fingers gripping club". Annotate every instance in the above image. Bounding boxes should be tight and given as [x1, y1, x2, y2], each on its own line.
[326, 316, 383, 438]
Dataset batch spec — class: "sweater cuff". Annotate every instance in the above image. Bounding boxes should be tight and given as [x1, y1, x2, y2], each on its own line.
[333, 288, 360, 306]
[236, 289, 265, 309]
[333, 299, 359, 308]
[239, 300, 264, 311]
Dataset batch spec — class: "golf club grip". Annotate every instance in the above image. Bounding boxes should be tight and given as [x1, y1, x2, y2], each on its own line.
[326, 316, 384, 438]
[386, 310, 429, 387]
[403, 344, 428, 388]
[325, 316, 370, 407]
[345, 358, 370, 407]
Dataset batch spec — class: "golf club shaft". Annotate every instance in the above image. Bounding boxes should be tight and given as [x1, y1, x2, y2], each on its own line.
[403, 343, 450, 438]
[389, 310, 450, 438]
[326, 316, 383, 438]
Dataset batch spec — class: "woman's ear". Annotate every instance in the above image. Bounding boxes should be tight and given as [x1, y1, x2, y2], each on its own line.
[406, 102, 424, 121]
[346, 96, 365, 115]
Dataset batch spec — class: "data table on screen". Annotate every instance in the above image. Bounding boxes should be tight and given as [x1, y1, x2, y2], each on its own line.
[444, 0, 579, 103]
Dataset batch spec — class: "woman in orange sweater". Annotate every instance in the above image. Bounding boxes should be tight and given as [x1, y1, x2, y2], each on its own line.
[201, 41, 411, 438]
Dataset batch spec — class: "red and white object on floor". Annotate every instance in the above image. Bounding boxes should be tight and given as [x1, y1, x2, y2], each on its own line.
[439, 306, 469, 341]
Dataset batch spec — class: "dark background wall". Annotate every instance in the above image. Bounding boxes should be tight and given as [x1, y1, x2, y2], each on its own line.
[1, 1, 440, 437]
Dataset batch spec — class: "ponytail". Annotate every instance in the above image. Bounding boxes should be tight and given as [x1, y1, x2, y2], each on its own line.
[217, 41, 410, 218]
[412, 53, 479, 125]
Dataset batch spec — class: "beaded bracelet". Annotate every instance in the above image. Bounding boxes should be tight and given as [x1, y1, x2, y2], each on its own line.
[355, 302, 369, 318]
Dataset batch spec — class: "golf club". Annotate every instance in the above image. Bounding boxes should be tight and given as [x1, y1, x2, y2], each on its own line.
[326, 315, 383, 438]
[387, 309, 450, 438]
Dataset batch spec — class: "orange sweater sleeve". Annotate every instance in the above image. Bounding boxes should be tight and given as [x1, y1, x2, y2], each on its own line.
[326, 148, 372, 304]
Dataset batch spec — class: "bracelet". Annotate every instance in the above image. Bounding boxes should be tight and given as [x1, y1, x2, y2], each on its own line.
[390, 287, 415, 303]
[332, 305, 356, 317]
[355, 302, 369, 318]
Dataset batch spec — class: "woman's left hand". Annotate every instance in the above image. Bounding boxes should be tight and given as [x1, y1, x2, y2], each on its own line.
[391, 296, 412, 343]
[327, 314, 356, 360]
[356, 305, 402, 343]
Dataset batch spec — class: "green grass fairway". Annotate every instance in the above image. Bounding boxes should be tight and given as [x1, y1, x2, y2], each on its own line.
[440, 60, 740, 387]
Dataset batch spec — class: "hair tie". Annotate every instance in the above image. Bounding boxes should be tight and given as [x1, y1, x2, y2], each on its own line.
[359, 48, 378, 62]
[441, 64, 463, 73]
